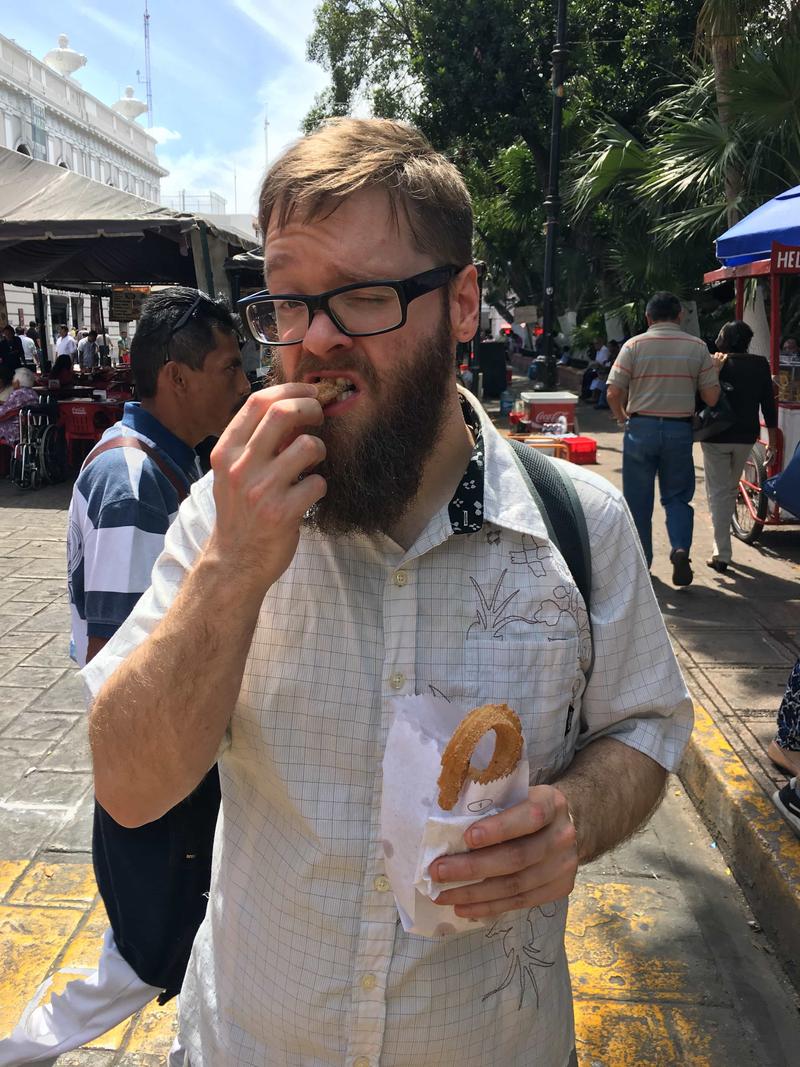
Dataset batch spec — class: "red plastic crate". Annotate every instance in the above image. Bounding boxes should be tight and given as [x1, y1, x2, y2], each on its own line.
[563, 435, 597, 464]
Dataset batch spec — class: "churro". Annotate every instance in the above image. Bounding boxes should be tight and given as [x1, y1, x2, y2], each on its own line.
[316, 378, 351, 407]
[437, 703, 523, 811]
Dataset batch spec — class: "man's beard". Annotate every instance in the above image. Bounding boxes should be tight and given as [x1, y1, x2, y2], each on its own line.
[272, 311, 455, 536]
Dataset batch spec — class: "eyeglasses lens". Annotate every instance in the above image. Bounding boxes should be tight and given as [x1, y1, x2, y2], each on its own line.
[247, 286, 403, 344]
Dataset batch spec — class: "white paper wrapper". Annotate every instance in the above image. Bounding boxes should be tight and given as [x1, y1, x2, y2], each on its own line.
[380, 694, 529, 937]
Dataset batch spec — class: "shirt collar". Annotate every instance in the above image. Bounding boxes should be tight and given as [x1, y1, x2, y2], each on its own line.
[121, 402, 198, 477]
[447, 387, 551, 542]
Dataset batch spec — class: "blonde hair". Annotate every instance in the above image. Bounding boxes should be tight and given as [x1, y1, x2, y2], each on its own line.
[258, 118, 473, 268]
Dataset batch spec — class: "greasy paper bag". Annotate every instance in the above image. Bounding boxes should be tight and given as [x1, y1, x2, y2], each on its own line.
[381, 694, 529, 937]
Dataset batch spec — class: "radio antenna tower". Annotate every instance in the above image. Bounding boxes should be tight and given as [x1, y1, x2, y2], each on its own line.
[143, 1, 153, 126]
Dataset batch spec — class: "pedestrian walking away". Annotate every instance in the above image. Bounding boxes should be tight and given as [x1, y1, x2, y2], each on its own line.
[606, 291, 720, 586]
[0, 288, 251, 1067]
[700, 320, 778, 573]
[84, 118, 693, 1067]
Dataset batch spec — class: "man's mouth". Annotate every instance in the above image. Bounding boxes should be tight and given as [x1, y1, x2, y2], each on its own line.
[310, 375, 359, 408]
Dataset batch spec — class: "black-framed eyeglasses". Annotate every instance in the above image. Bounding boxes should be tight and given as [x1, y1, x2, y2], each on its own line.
[237, 265, 462, 346]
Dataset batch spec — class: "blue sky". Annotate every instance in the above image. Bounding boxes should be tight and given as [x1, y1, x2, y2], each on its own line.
[4, 1, 333, 216]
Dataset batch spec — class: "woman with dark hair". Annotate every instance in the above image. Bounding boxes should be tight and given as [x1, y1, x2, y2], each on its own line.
[701, 320, 778, 573]
[51, 352, 75, 391]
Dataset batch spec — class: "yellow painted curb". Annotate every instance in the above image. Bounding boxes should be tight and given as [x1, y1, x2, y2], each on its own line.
[682, 702, 800, 986]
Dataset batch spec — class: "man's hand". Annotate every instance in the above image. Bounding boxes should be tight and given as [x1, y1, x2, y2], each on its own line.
[208, 383, 327, 591]
[429, 786, 578, 919]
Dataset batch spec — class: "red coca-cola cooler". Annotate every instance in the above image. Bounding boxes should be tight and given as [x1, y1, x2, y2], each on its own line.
[520, 390, 578, 432]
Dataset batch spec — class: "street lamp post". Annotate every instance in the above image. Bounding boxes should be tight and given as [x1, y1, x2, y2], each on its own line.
[540, 0, 569, 391]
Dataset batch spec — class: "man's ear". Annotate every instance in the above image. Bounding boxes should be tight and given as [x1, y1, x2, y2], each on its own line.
[450, 265, 480, 343]
[159, 359, 187, 396]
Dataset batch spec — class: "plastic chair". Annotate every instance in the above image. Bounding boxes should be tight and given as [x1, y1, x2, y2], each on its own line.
[60, 404, 100, 467]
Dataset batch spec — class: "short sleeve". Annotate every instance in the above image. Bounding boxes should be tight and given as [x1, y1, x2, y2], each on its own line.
[697, 350, 719, 389]
[81, 472, 217, 701]
[571, 473, 693, 771]
[606, 344, 633, 392]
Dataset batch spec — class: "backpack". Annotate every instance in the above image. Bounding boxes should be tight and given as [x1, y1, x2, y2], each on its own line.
[508, 438, 594, 682]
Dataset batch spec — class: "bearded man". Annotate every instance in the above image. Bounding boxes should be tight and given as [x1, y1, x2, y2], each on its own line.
[84, 118, 692, 1067]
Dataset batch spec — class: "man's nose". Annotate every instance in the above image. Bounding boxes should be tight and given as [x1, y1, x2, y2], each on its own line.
[302, 308, 353, 357]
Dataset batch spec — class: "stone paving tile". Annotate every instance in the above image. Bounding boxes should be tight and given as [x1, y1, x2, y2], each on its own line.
[8, 539, 68, 557]
[6, 769, 91, 809]
[39, 717, 92, 772]
[0, 649, 31, 675]
[2, 665, 68, 688]
[2, 630, 57, 651]
[702, 668, 792, 712]
[0, 808, 69, 859]
[0, 737, 53, 760]
[13, 603, 72, 632]
[2, 709, 79, 742]
[0, 611, 34, 635]
[10, 582, 66, 604]
[22, 639, 77, 671]
[30, 672, 88, 711]
[0, 759, 39, 803]
[0, 688, 37, 717]
[44, 791, 94, 855]
[671, 629, 794, 667]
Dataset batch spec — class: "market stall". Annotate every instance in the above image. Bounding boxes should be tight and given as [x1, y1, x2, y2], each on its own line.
[705, 182, 800, 541]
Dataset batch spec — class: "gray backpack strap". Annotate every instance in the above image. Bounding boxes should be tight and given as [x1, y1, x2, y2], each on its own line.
[508, 439, 595, 683]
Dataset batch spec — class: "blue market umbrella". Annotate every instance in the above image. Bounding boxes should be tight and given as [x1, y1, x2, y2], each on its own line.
[715, 184, 800, 267]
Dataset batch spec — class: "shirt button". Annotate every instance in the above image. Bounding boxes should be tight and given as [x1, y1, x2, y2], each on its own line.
[354, 1059, 371, 1067]
[389, 672, 405, 690]
[393, 569, 408, 587]
[374, 875, 390, 892]
[360, 973, 377, 991]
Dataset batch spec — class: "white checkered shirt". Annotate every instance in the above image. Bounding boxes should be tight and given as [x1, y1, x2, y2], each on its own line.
[84, 390, 693, 1067]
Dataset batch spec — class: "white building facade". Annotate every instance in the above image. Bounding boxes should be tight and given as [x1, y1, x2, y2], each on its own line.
[0, 32, 168, 351]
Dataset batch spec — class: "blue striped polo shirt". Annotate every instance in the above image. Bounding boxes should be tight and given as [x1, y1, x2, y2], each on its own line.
[67, 402, 202, 667]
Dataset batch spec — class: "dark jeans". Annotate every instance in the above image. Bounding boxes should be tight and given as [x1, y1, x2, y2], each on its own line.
[622, 416, 695, 567]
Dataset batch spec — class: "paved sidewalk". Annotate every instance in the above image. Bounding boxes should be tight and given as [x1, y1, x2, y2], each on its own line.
[506, 379, 800, 987]
[2, 395, 800, 1064]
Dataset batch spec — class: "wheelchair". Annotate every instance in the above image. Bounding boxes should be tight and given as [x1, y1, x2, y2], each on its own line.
[9, 403, 67, 489]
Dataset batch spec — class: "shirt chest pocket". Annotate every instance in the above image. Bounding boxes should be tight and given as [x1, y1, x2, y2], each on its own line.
[465, 633, 583, 785]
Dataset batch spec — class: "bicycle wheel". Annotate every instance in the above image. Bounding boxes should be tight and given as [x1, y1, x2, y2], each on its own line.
[732, 442, 769, 544]
[39, 423, 67, 484]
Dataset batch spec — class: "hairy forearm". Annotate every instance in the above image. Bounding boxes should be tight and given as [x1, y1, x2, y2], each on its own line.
[554, 737, 667, 864]
[89, 547, 264, 827]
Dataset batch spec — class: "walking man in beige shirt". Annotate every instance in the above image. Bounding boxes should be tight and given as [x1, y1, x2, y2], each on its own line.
[607, 292, 719, 586]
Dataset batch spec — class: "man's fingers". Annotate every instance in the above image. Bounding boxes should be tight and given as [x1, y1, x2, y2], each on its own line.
[214, 383, 318, 454]
[463, 789, 557, 851]
[434, 845, 573, 907]
[452, 873, 574, 920]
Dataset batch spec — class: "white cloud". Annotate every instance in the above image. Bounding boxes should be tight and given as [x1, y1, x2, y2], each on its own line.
[76, 4, 139, 47]
[231, 0, 312, 64]
[159, 51, 331, 217]
[148, 126, 182, 145]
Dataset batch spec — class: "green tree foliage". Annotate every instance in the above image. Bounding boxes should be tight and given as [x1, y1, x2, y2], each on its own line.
[304, 0, 798, 328]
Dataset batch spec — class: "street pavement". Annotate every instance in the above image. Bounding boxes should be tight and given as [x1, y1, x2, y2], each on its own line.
[1, 388, 800, 1064]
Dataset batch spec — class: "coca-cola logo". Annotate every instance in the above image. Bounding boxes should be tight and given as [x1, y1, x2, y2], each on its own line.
[533, 410, 569, 423]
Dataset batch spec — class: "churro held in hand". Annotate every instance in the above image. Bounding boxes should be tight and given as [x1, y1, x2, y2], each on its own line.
[437, 703, 524, 810]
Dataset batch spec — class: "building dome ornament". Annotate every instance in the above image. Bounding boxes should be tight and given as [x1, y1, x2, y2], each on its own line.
[42, 34, 87, 77]
[112, 87, 148, 121]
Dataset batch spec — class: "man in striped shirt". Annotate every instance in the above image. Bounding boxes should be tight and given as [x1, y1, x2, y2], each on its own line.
[0, 288, 250, 1066]
[607, 292, 719, 586]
